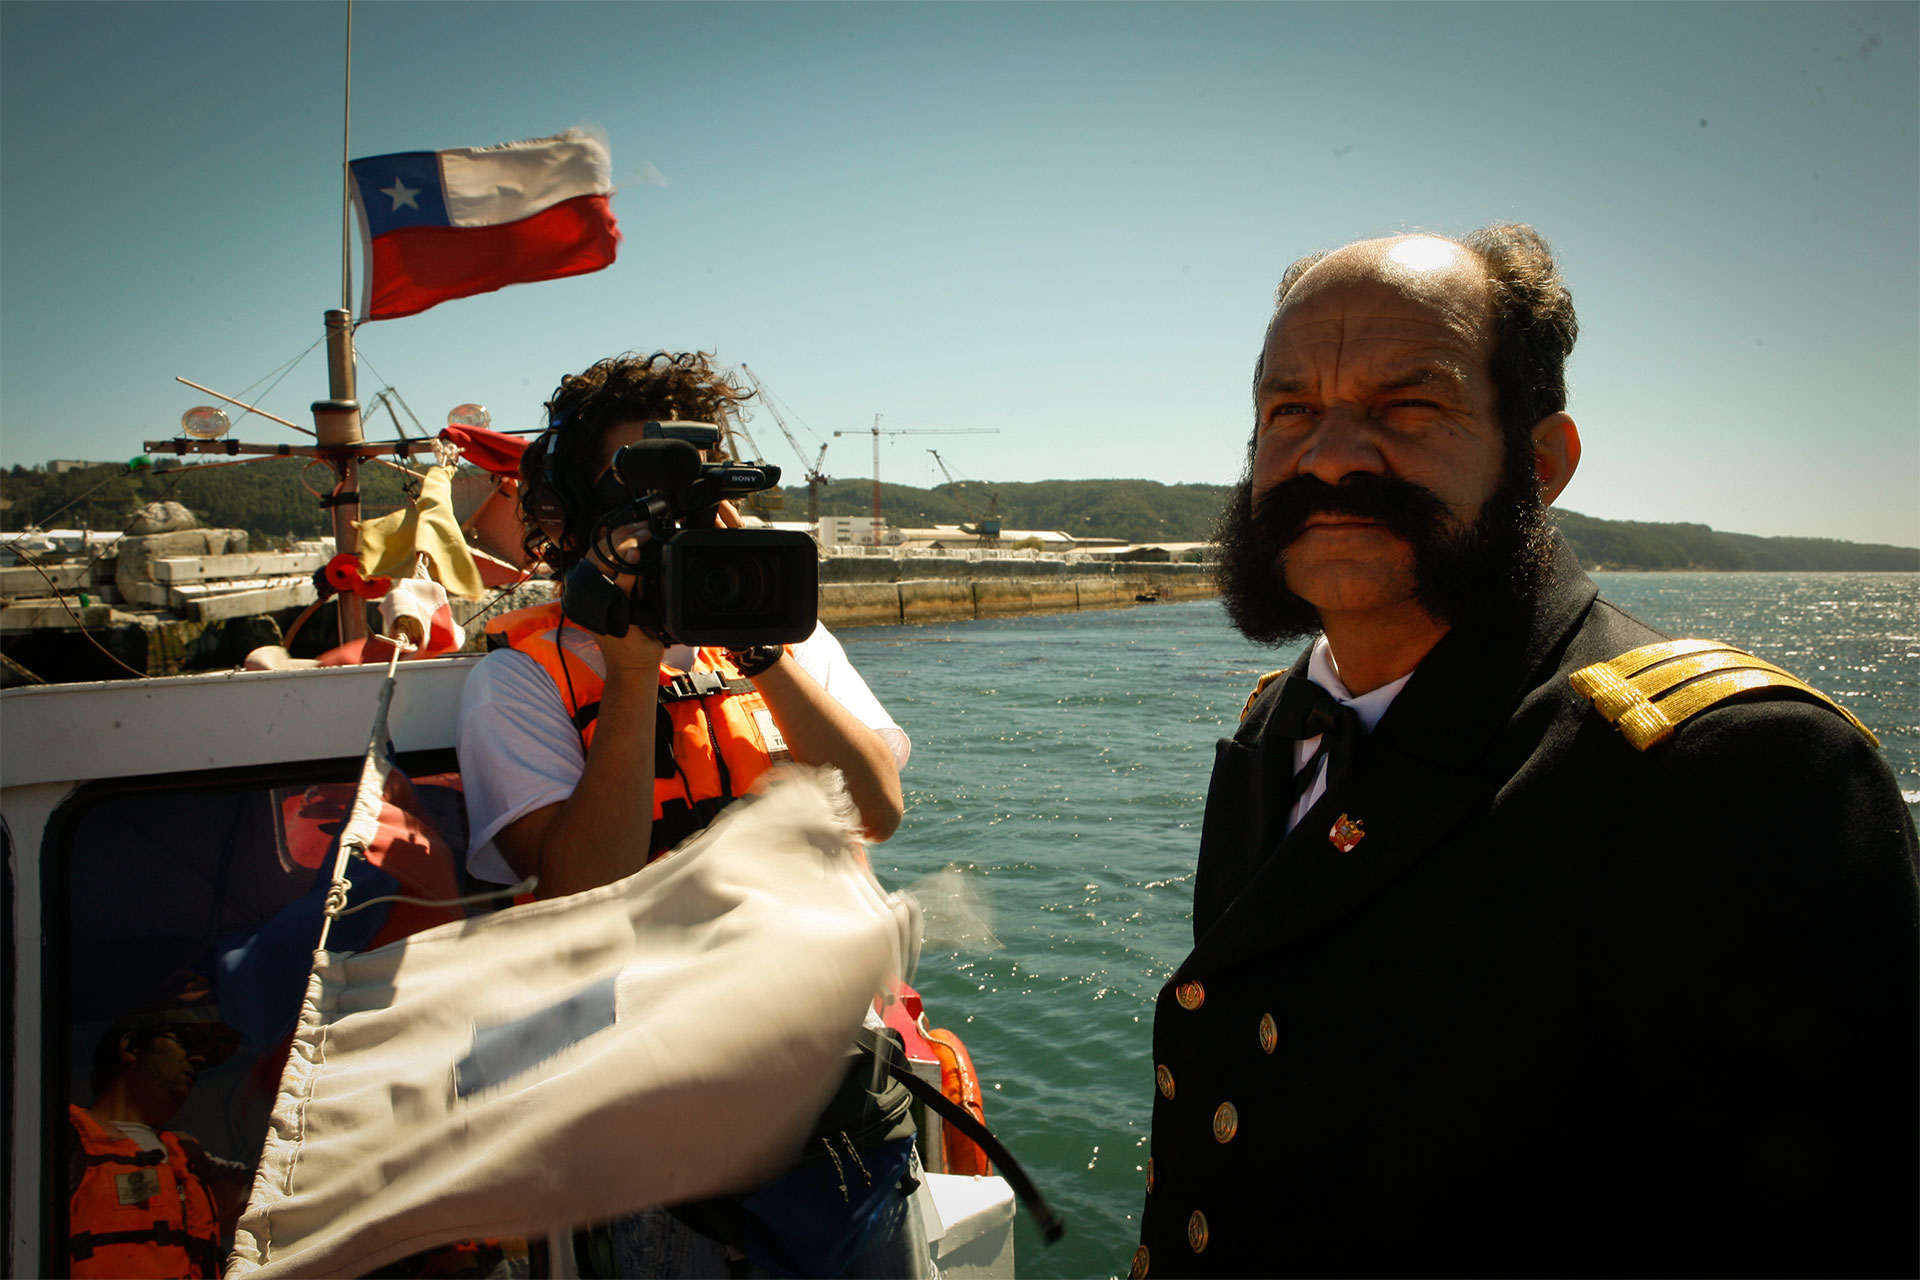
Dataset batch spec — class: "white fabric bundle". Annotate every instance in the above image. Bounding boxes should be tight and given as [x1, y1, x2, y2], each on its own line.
[230, 767, 919, 1278]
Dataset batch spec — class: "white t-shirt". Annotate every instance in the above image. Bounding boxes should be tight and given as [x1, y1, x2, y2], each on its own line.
[457, 621, 910, 885]
[1285, 635, 1413, 833]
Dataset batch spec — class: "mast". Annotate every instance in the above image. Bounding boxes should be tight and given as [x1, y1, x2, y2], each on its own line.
[319, 0, 367, 643]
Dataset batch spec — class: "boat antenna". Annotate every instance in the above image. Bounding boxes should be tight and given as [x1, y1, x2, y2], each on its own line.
[316, 0, 369, 644]
[340, 0, 354, 314]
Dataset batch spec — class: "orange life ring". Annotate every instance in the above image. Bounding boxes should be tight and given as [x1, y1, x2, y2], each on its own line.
[924, 1026, 992, 1176]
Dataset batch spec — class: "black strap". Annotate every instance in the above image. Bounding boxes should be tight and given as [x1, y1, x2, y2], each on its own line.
[654, 705, 679, 779]
[658, 670, 754, 703]
[556, 671, 751, 738]
[71, 1221, 218, 1259]
[652, 796, 732, 856]
[74, 1146, 169, 1169]
[854, 1027, 1067, 1244]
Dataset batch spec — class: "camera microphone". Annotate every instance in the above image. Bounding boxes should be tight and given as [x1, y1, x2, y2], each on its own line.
[610, 439, 704, 495]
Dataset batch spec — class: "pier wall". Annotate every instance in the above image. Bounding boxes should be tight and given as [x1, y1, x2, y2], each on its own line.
[816, 556, 1215, 629]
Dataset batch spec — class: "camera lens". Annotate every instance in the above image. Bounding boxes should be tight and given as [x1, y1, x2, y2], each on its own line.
[660, 527, 817, 646]
[690, 556, 776, 615]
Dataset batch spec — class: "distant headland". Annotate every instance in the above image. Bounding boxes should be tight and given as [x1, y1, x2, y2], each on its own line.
[1, 463, 1913, 572]
[1548, 509, 1918, 573]
[800, 477, 1917, 572]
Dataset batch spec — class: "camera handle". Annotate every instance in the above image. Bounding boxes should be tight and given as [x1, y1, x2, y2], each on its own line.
[560, 559, 643, 637]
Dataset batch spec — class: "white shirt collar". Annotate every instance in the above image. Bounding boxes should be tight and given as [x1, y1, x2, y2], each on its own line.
[1307, 635, 1413, 734]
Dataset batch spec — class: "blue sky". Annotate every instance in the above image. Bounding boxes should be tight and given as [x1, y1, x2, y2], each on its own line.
[3, 1, 1915, 547]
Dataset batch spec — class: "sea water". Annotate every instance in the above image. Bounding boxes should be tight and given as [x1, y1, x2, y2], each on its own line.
[840, 572, 1918, 1278]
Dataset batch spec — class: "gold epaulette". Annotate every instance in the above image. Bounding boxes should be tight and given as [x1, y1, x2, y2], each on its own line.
[1570, 638, 1878, 751]
[1241, 670, 1287, 722]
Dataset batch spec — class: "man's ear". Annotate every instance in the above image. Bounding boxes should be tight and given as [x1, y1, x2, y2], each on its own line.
[119, 1032, 139, 1066]
[1530, 412, 1580, 505]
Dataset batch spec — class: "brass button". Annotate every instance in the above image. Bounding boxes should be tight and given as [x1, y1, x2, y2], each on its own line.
[1174, 980, 1205, 1010]
[1212, 1101, 1239, 1143]
[1187, 1210, 1210, 1254]
[1145, 1155, 1155, 1192]
[1129, 1244, 1150, 1277]
[1257, 1012, 1278, 1054]
[1155, 1063, 1175, 1099]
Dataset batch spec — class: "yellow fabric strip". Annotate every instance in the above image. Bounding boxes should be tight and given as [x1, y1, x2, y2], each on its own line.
[1241, 670, 1287, 722]
[1622, 649, 1798, 701]
[356, 464, 486, 600]
[1596, 637, 1731, 679]
[1570, 638, 1879, 750]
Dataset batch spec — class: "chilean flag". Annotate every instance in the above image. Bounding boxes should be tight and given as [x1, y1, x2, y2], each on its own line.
[349, 129, 619, 321]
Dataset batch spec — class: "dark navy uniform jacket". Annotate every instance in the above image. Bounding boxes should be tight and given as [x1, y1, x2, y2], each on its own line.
[1137, 545, 1918, 1278]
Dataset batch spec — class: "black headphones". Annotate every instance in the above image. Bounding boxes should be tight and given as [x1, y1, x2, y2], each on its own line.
[528, 404, 584, 551]
[529, 410, 725, 555]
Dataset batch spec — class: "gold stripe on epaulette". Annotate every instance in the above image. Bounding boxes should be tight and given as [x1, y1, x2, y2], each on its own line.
[1571, 639, 1878, 750]
[1241, 670, 1287, 722]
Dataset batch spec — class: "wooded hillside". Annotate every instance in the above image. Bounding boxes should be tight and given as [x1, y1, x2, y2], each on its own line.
[3, 462, 1913, 571]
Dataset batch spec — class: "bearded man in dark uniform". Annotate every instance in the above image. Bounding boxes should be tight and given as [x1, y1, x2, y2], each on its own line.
[1133, 225, 1918, 1279]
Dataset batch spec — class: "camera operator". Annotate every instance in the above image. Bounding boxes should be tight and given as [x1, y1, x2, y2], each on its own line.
[455, 351, 923, 1277]
[459, 351, 905, 898]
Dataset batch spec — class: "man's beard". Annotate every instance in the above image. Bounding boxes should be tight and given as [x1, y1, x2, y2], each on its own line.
[1212, 438, 1555, 645]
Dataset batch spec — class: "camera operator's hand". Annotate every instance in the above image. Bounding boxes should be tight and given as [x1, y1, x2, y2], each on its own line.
[588, 522, 666, 671]
[497, 519, 665, 899]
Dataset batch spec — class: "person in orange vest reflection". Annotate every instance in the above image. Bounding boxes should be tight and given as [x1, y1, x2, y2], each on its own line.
[68, 1001, 250, 1279]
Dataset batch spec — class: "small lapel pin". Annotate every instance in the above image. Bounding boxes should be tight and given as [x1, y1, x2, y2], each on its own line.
[1329, 813, 1366, 852]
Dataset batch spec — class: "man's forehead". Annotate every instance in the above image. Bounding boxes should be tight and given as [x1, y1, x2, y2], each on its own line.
[1261, 294, 1485, 374]
[1262, 240, 1493, 370]
[1256, 341, 1478, 396]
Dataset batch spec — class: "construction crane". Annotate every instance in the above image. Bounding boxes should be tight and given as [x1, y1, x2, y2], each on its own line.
[738, 364, 829, 526]
[834, 415, 998, 546]
[714, 417, 783, 519]
[926, 449, 1002, 542]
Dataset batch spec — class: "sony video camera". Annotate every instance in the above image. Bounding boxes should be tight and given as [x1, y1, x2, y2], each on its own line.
[560, 421, 818, 647]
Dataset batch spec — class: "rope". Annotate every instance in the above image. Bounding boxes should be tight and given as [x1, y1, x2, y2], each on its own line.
[313, 626, 537, 944]
[314, 637, 407, 953]
[332, 877, 538, 919]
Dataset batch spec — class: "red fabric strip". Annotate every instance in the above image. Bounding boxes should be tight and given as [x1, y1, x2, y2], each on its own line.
[363, 194, 618, 321]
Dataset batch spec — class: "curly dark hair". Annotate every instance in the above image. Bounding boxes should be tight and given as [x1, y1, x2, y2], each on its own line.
[1456, 223, 1579, 442]
[1252, 223, 1578, 445]
[518, 351, 753, 571]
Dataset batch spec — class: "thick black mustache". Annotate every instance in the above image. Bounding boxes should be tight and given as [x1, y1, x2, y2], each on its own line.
[1252, 472, 1456, 548]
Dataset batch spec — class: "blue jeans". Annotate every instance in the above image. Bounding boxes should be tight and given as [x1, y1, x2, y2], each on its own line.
[605, 1142, 935, 1279]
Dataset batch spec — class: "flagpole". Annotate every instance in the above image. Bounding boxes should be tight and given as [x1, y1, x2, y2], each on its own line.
[341, 0, 353, 314]
[320, 0, 368, 645]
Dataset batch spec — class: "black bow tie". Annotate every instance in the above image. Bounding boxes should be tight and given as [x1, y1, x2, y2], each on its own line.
[1268, 675, 1364, 806]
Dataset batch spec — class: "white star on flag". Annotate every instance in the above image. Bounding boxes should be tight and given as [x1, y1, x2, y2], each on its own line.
[380, 178, 421, 212]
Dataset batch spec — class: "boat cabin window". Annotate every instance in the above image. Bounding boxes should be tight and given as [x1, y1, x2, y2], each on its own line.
[51, 756, 486, 1278]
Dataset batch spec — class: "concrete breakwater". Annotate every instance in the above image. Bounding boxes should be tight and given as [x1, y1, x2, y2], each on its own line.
[1, 543, 1216, 685]
[814, 555, 1216, 628]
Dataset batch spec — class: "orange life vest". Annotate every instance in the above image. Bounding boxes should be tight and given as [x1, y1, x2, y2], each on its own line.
[485, 603, 786, 857]
[68, 1104, 224, 1279]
